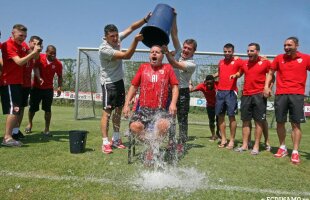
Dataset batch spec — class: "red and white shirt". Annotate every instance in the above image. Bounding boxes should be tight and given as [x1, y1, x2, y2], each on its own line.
[271, 52, 310, 95]
[33, 54, 63, 89]
[241, 57, 271, 95]
[131, 63, 178, 109]
[1, 37, 29, 85]
[217, 58, 243, 91]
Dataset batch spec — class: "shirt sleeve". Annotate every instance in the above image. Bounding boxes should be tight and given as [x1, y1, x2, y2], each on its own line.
[56, 61, 63, 77]
[270, 56, 279, 71]
[99, 45, 115, 61]
[195, 83, 204, 92]
[6, 43, 18, 59]
[306, 54, 310, 71]
[240, 62, 245, 74]
[131, 64, 144, 86]
[168, 65, 179, 85]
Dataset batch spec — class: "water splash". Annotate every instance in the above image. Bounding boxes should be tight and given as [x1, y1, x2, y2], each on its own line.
[131, 167, 207, 193]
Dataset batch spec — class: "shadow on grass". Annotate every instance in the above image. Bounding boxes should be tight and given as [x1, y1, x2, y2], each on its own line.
[21, 131, 69, 144]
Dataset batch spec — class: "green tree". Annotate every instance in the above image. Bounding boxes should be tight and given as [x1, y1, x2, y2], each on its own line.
[60, 59, 76, 91]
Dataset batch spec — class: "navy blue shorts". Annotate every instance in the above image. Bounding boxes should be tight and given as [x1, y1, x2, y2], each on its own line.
[215, 90, 238, 116]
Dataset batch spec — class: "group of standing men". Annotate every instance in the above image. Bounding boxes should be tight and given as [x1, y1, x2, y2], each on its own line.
[195, 37, 309, 165]
[99, 9, 310, 165]
[0, 24, 63, 147]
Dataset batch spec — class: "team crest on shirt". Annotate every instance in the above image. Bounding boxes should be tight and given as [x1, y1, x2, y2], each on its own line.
[258, 61, 262, 65]
[159, 69, 164, 74]
[231, 61, 235, 65]
[297, 58, 303, 63]
[52, 65, 56, 69]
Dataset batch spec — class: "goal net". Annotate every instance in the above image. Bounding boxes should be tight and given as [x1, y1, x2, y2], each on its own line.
[75, 48, 275, 126]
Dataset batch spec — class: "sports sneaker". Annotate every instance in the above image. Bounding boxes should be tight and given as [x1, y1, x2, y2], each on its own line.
[112, 139, 126, 149]
[274, 148, 288, 158]
[102, 143, 113, 154]
[17, 131, 25, 139]
[291, 153, 300, 164]
[12, 134, 20, 140]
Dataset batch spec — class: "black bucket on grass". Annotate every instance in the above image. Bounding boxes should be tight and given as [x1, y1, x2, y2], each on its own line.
[69, 130, 88, 153]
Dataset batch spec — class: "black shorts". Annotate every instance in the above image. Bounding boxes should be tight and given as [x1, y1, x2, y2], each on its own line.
[215, 90, 238, 116]
[101, 79, 125, 110]
[1, 84, 22, 115]
[130, 107, 171, 130]
[21, 87, 31, 107]
[275, 94, 305, 123]
[240, 93, 267, 122]
[29, 88, 54, 112]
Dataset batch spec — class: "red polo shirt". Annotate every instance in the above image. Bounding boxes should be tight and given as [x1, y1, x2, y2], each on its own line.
[271, 52, 310, 95]
[241, 57, 271, 95]
[193, 82, 217, 108]
[217, 58, 243, 91]
[23, 58, 40, 88]
[1, 37, 29, 85]
[0, 42, 2, 86]
[33, 54, 63, 89]
[131, 63, 178, 109]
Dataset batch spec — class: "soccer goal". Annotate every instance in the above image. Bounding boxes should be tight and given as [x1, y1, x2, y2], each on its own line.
[74, 47, 275, 126]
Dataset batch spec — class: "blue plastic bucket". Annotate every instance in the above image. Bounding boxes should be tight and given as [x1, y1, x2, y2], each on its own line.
[141, 4, 174, 47]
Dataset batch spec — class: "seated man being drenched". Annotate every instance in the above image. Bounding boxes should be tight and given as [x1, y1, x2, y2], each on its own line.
[123, 45, 179, 160]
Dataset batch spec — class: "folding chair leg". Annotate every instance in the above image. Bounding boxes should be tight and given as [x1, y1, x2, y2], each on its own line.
[128, 133, 132, 164]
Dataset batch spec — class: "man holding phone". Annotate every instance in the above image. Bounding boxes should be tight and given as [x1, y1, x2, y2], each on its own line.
[11, 36, 43, 140]
[1, 24, 41, 147]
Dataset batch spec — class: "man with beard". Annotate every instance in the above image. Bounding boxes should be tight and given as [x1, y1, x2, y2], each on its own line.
[264, 36, 310, 164]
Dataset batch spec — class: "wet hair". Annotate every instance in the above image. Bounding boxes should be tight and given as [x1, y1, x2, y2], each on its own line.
[205, 75, 215, 82]
[224, 43, 234, 51]
[30, 35, 43, 44]
[286, 36, 299, 45]
[248, 43, 260, 51]
[104, 24, 118, 35]
[12, 24, 27, 32]
[184, 39, 197, 51]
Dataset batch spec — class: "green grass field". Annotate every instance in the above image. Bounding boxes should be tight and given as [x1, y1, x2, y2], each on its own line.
[0, 105, 309, 200]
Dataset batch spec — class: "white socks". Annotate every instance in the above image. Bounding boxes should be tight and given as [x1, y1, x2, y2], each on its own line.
[292, 150, 299, 154]
[102, 137, 109, 145]
[112, 132, 120, 141]
[280, 145, 286, 150]
[12, 128, 19, 135]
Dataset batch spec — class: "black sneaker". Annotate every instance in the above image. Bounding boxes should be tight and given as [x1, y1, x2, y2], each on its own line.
[17, 131, 25, 139]
[12, 134, 20, 140]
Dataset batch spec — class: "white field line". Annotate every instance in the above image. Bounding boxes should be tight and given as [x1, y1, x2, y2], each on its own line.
[1, 170, 309, 196]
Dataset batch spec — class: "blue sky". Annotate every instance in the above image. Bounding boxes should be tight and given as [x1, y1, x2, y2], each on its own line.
[1, 0, 309, 59]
